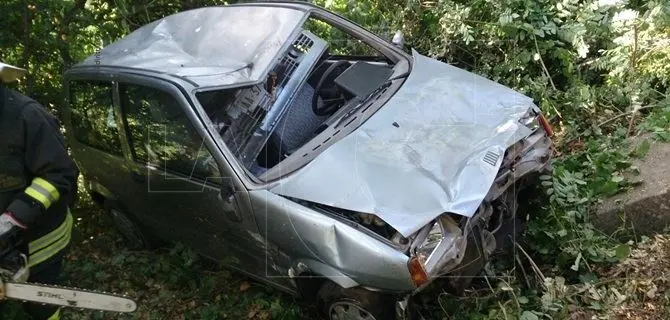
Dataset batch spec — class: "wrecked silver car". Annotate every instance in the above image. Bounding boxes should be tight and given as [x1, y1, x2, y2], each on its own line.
[62, 2, 553, 319]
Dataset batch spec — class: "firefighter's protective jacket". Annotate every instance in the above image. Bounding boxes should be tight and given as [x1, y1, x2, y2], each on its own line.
[0, 85, 78, 271]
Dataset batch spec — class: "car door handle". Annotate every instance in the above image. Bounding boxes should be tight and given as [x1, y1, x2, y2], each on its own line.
[131, 171, 146, 183]
[219, 185, 242, 222]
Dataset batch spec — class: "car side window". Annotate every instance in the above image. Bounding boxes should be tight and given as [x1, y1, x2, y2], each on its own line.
[119, 83, 222, 184]
[68, 80, 124, 156]
[305, 17, 384, 57]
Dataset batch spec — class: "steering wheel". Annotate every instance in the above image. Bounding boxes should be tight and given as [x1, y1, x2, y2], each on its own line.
[312, 60, 349, 116]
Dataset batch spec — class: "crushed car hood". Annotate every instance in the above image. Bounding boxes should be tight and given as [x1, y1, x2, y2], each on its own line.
[271, 51, 535, 237]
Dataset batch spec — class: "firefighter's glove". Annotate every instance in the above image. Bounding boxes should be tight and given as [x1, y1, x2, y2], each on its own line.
[0, 213, 26, 233]
[0, 213, 27, 277]
[1, 214, 16, 236]
[0, 213, 25, 252]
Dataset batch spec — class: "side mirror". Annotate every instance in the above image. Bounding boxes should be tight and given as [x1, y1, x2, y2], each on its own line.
[391, 30, 405, 49]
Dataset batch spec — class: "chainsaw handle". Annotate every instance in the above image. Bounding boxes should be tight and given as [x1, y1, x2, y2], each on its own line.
[0, 273, 6, 300]
[0, 255, 28, 299]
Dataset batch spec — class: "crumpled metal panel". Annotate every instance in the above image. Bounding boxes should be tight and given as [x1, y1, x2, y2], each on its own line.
[271, 51, 535, 237]
[77, 7, 305, 87]
[250, 190, 415, 292]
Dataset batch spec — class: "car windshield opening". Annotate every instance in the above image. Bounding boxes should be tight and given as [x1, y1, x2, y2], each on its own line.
[195, 15, 401, 178]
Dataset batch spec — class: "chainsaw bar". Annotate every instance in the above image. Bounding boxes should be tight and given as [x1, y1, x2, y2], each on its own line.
[2, 281, 137, 313]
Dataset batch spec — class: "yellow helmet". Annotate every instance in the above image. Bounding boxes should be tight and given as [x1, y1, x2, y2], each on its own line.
[0, 62, 27, 83]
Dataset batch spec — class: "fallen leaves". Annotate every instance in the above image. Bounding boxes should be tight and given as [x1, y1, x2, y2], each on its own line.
[600, 235, 670, 319]
[52, 201, 308, 320]
[239, 281, 251, 292]
[247, 304, 270, 319]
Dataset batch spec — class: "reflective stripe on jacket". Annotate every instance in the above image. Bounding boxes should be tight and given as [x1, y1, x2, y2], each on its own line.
[28, 209, 73, 268]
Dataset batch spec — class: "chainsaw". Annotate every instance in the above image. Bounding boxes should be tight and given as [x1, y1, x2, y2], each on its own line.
[0, 226, 137, 313]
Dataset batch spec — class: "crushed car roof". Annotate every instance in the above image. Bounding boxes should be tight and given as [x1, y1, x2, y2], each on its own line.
[75, 5, 308, 87]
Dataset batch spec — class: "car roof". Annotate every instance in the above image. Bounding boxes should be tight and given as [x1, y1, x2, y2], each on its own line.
[71, 2, 315, 88]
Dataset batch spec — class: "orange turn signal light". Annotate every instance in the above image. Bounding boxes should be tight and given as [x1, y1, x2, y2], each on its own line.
[538, 114, 554, 137]
[408, 257, 430, 287]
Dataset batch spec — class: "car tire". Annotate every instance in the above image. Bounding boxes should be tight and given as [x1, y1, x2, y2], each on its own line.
[316, 281, 396, 320]
[104, 202, 159, 251]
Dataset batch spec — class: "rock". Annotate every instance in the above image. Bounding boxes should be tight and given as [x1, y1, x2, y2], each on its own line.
[593, 135, 670, 235]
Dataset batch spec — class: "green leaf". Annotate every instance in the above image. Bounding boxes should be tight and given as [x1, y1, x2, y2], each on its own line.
[590, 301, 603, 310]
[611, 175, 624, 183]
[111, 254, 126, 266]
[520, 311, 539, 320]
[579, 272, 599, 284]
[615, 244, 630, 260]
[596, 181, 619, 196]
[631, 139, 651, 158]
[518, 296, 529, 304]
[519, 51, 533, 63]
[655, 132, 670, 141]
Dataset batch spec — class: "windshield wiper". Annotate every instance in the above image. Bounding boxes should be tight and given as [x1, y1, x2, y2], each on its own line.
[387, 69, 410, 82]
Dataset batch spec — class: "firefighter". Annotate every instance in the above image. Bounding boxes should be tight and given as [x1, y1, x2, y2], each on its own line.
[0, 62, 79, 320]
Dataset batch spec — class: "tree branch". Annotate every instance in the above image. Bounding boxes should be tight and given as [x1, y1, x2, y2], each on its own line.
[533, 34, 557, 91]
[597, 104, 657, 127]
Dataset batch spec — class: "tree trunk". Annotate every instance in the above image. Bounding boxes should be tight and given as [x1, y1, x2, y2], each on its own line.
[57, 0, 88, 70]
[20, 0, 33, 96]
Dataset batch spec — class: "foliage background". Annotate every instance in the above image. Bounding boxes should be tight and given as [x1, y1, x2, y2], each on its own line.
[1, 0, 670, 319]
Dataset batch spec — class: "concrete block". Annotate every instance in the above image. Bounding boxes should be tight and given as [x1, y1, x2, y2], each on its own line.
[593, 135, 670, 235]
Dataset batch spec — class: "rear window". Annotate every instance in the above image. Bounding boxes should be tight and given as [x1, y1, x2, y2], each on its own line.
[68, 80, 124, 156]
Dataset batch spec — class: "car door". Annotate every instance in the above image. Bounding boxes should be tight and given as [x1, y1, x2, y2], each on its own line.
[115, 77, 262, 269]
[64, 78, 133, 205]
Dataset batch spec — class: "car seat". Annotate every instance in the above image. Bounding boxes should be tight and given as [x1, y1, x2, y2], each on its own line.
[260, 84, 329, 168]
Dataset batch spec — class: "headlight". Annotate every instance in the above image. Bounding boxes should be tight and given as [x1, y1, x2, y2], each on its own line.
[415, 221, 443, 265]
[519, 108, 540, 131]
[519, 107, 553, 137]
[409, 215, 464, 287]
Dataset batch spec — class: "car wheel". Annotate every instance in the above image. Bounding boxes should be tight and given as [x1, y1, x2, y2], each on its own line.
[105, 202, 157, 250]
[317, 281, 396, 320]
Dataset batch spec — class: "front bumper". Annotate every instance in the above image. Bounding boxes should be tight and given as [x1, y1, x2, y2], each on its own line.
[393, 130, 553, 319]
[400, 129, 553, 306]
